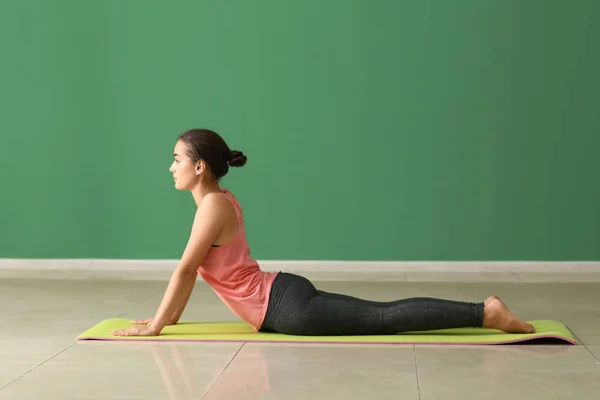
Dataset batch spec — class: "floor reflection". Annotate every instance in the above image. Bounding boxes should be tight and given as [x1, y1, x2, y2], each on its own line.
[148, 342, 271, 399]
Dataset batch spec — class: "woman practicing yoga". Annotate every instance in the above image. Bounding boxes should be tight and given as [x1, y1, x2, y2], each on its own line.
[111, 129, 535, 337]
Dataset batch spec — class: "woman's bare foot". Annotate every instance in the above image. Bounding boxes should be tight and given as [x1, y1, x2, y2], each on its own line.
[484, 296, 499, 307]
[483, 297, 535, 334]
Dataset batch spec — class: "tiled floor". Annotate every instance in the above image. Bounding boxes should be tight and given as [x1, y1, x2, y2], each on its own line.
[1, 268, 599, 399]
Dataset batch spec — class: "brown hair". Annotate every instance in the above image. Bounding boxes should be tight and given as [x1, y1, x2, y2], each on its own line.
[177, 129, 247, 179]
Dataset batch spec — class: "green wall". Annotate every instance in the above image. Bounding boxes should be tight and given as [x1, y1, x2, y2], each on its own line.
[1, 0, 599, 261]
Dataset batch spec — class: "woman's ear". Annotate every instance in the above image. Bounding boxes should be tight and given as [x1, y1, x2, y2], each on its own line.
[195, 160, 205, 175]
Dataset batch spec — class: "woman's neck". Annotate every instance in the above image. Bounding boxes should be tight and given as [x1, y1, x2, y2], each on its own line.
[191, 180, 224, 207]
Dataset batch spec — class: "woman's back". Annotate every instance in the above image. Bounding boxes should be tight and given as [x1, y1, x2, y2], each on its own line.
[198, 189, 278, 331]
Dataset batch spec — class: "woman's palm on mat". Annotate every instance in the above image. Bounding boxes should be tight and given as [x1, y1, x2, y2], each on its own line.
[131, 318, 177, 326]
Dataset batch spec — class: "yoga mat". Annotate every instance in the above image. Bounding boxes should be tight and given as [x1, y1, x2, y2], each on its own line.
[77, 319, 576, 345]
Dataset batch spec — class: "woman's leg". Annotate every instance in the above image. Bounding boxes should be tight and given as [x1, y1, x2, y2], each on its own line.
[312, 289, 485, 335]
[261, 273, 534, 336]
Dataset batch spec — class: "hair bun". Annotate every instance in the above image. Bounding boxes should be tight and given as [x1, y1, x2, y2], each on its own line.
[228, 150, 247, 167]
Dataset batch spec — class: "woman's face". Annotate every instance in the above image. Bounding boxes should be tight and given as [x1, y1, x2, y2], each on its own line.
[169, 140, 202, 191]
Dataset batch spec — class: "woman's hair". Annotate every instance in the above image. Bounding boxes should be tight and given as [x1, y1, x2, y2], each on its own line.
[177, 129, 247, 179]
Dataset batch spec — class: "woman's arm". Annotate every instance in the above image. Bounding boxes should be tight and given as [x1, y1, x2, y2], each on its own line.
[170, 276, 197, 323]
[112, 193, 230, 337]
[130, 277, 196, 326]
[149, 194, 230, 333]
[147, 268, 197, 333]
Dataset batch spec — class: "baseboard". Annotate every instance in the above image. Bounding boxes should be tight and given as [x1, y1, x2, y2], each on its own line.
[0, 258, 599, 273]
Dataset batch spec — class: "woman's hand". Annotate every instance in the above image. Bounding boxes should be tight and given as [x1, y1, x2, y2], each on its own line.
[131, 318, 177, 326]
[111, 325, 160, 337]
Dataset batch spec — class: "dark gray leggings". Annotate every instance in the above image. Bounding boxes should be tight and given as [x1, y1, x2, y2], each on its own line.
[260, 272, 485, 336]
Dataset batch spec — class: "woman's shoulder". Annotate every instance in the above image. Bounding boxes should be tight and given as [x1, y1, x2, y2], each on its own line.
[202, 189, 242, 216]
[202, 191, 235, 211]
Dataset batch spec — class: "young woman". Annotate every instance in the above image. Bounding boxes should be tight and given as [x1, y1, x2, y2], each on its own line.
[111, 129, 535, 337]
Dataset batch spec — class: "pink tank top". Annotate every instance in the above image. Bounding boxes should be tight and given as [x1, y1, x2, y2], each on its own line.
[197, 189, 278, 331]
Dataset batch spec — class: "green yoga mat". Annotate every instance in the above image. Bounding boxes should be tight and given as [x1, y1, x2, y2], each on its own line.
[77, 319, 576, 345]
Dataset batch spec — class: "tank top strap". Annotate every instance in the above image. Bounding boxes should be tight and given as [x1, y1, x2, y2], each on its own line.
[220, 189, 243, 218]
